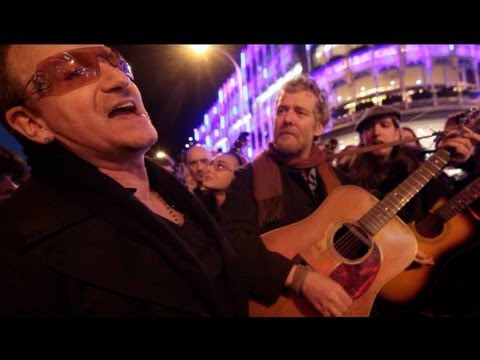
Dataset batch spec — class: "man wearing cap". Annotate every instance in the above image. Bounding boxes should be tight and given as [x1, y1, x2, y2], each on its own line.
[347, 105, 474, 223]
[344, 105, 478, 316]
[355, 105, 402, 155]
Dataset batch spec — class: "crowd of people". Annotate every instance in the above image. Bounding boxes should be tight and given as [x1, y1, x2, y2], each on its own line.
[0, 44, 479, 317]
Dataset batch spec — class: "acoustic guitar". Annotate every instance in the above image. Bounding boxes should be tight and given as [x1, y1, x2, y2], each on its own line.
[250, 108, 480, 316]
[379, 175, 480, 304]
[250, 148, 452, 317]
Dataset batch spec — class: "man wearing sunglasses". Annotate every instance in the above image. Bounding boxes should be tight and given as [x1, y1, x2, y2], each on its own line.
[0, 45, 247, 316]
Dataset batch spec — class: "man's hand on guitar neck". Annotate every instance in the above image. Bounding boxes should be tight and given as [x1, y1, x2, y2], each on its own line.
[437, 129, 479, 164]
[286, 265, 353, 317]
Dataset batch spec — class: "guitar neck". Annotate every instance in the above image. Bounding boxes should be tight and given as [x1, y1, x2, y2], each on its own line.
[358, 148, 451, 235]
[436, 175, 480, 221]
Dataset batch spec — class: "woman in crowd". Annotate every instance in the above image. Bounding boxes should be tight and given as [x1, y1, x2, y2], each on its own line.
[202, 152, 247, 220]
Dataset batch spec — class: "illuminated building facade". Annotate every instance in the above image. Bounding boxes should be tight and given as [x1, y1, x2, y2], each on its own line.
[191, 44, 480, 157]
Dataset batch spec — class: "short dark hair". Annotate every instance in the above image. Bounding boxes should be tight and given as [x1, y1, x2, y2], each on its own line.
[279, 75, 330, 127]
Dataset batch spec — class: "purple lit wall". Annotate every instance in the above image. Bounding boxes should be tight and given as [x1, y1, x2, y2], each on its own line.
[192, 44, 297, 159]
[190, 44, 480, 159]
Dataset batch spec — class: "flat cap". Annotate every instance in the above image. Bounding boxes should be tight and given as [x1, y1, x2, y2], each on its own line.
[355, 105, 401, 133]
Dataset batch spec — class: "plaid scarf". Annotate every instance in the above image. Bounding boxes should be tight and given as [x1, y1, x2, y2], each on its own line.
[253, 143, 341, 227]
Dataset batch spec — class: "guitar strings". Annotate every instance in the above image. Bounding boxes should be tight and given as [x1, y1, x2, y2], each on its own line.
[414, 178, 480, 230]
[324, 148, 457, 259]
[303, 110, 480, 266]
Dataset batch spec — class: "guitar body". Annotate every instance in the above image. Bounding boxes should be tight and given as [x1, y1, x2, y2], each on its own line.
[249, 185, 417, 317]
[380, 198, 478, 304]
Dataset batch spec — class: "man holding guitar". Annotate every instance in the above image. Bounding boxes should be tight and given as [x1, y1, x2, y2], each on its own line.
[220, 77, 477, 317]
[347, 106, 454, 232]
[221, 76, 354, 317]
[344, 105, 479, 316]
[414, 113, 480, 316]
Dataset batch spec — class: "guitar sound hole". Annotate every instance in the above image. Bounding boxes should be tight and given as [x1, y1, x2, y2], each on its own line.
[333, 223, 371, 261]
[415, 213, 444, 239]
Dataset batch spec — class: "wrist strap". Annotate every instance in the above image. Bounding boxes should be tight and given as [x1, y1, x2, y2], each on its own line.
[291, 265, 310, 294]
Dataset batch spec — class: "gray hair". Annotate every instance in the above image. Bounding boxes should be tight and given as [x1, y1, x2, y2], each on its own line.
[279, 75, 329, 126]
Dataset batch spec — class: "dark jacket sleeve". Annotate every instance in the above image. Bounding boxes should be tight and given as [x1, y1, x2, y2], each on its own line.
[219, 164, 293, 305]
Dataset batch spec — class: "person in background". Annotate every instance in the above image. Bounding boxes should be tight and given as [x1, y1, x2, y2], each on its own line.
[441, 111, 480, 217]
[347, 105, 473, 224]
[421, 110, 480, 317]
[345, 105, 478, 316]
[0, 44, 247, 316]
[400, 126, 422, 147]
[202, 152, 247, 220]
[220, 75, 355, 317]
[0, 145, 29, 204]
[184, 144, 211, 193]
[184, 144, 217, 214]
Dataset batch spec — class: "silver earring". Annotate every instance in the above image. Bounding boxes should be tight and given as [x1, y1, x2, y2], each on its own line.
[43, 138, 52, 144]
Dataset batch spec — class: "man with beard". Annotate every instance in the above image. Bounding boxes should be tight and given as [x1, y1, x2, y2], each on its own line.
[220, 80, 475, 317]
[221, 76, 354, 317]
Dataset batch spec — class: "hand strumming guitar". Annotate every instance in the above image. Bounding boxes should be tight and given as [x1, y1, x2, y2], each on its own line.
[286, 265, 352, 317]
[302, 271, 352, 317]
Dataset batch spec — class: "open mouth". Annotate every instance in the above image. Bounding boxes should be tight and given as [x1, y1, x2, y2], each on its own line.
[108, 102, 138, 118]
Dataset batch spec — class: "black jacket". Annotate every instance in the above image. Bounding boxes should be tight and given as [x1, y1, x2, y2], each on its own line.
[0, 143, 247, 316]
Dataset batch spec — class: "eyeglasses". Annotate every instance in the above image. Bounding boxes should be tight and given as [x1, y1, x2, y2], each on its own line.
[208, 160, 235, 172]
[21, 46, 133, 101]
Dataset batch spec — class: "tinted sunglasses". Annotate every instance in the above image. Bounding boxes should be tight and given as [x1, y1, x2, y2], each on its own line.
[22, 46, 133, 100]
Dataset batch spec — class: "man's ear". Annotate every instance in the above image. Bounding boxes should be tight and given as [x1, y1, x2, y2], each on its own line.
[313, 122, 324, 137]
[5, 105, 54, 144]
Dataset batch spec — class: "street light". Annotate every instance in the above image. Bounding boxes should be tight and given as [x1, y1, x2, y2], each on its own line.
[189, 45, 244, 116]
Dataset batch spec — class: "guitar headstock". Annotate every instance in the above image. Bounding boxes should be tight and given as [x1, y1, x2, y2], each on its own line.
[445, 108, 480, 134]
[229, 132, 249, 156]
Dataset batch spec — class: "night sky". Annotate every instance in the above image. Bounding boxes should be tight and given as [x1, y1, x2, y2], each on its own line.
[114, 44, 245, 158]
